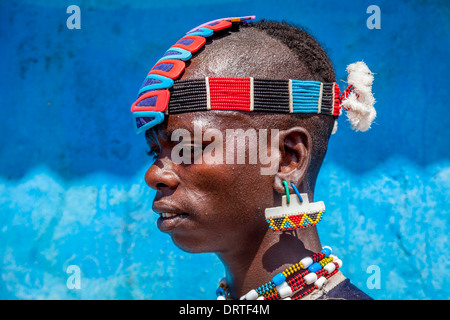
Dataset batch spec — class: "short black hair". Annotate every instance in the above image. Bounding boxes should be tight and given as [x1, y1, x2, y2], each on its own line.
[244, 19, 336, 83]
[182, 19, 333, 81]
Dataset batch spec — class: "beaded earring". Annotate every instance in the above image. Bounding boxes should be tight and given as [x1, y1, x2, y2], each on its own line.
[265, 181, 325, 232]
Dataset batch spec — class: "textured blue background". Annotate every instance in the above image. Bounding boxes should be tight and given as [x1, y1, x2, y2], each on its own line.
[1, 0, 449, 300]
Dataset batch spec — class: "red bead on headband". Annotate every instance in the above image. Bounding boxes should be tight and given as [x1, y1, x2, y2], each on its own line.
[131, 90, 170, 113]
[202, 20, 232, 31]
[148, 59, 186, 80]
[172, 35, 207, 53]
[208, 77, 252, 111]
[186, 16, 256, 33]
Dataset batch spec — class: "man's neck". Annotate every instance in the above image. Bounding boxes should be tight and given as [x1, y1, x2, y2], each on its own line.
[217, 226, 322, 299]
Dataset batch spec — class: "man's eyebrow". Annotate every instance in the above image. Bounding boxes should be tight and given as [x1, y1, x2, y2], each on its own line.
[145, 125, 197, 146]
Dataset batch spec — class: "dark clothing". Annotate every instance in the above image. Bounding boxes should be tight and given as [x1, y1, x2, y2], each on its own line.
[319, 278, 373, 300]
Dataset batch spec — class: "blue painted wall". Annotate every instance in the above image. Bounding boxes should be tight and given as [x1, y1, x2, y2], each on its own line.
[0, 0, 448, 299]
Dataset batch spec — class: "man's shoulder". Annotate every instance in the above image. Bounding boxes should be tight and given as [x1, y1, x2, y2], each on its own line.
[323, 277, 373, 300]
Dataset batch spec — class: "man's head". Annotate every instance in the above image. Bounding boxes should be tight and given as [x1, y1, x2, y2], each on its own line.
[143, 20, 337, 253]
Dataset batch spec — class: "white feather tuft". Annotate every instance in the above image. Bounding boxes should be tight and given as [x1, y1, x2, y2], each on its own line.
[331, 119, 338, 135]
[340, 61, 376, 132]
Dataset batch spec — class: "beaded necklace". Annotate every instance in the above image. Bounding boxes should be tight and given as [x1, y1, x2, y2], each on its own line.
[216, 246, 342, 300]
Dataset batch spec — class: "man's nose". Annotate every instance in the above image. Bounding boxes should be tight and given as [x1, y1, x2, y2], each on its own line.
[144, 160, 180, 191]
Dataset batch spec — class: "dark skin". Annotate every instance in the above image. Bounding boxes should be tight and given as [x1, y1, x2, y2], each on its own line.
[144, 28, 327, 299]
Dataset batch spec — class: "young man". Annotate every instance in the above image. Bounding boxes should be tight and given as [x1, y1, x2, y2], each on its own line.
[132, 17, 375, 300]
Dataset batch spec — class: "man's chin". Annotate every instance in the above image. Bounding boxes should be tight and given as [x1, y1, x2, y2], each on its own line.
[168, 232, 218, 254]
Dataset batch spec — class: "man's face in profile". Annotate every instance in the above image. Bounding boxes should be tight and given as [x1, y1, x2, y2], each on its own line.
[145, 110, 278, 254]
[139, 22, 335, 255]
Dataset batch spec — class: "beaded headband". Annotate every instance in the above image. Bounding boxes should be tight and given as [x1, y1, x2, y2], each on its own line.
[131, 16, 376, 135]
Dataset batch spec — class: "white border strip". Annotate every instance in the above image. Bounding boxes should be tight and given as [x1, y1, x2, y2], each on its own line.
[318, 82, 323, 114]
[288, 79, 293, 113]
[205, 77, 211, 110]
[249, 77, 254, 111]
[332, 82, 335, 115]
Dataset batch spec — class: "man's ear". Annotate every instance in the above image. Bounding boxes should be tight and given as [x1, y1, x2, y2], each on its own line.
[273, 126, 312, 194]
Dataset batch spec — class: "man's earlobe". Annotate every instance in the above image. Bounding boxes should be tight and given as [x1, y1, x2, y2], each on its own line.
[273, 127, 311, 194]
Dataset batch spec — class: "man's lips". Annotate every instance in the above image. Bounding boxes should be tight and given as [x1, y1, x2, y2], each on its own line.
[160, 212, 181, 218]
[153, 202, 189, 232]
[153, 201, 185, 215]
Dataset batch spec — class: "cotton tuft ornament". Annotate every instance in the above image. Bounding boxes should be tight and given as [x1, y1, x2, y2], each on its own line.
[334, 61, 376, 133]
